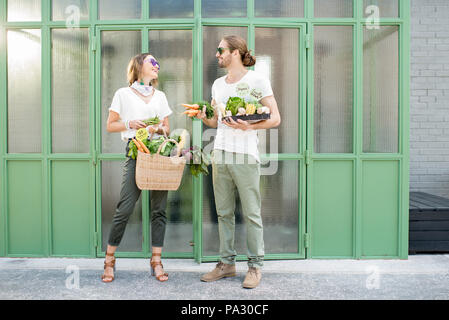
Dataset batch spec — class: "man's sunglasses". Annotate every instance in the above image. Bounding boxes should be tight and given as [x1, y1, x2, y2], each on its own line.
[144, 57, 160, 70]
[216, 47, 230, 55]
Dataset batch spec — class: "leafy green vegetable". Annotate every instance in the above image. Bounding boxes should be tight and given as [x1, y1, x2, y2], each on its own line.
[191, 101, 215, 119]
[142, 116, 160, 126]
[225, 97, 245, 116]
[181, 146, 211, 177]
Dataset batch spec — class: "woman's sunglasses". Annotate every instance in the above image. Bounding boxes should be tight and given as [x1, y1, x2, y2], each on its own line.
[144, 57, 160, 70]
[216, 47, 230, 55]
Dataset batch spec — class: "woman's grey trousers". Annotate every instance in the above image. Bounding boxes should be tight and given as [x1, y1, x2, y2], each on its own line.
[107, 157, 168, 247]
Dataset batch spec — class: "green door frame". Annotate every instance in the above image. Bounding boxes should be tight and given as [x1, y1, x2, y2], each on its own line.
[0, 0, 410, 260]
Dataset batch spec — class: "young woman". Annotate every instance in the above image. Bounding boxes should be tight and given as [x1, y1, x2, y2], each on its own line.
[102, 53, 172, 283]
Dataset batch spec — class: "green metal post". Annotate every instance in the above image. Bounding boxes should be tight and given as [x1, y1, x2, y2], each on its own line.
[0, 0, 7, 257]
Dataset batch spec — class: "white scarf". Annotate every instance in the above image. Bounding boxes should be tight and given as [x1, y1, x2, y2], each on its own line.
[131, 81, 153, 97]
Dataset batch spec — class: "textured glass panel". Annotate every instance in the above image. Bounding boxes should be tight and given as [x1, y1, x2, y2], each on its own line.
[363, 26, 399, 153]
[202, 26, 247, 103]
[52, 0, 89, 21]
[203, 160, 299, 255]
[314, 26, 353, 154]
[98, 0, 141, 20]
[149, 0, 194, 18]
[7, 0, 41, 21]
[255, 0, 304, 18]
[255, 28, 299, 154]
[52, 29, 89, 153]
[101, 161, 142, 252]
[364, 0, 399, 18]
[7, 30, 41, 153]
[202, 0, 246, 18]
[149, 30, 193, 253]
[101, 31, 141, 154]
[314, 0, 353, 18]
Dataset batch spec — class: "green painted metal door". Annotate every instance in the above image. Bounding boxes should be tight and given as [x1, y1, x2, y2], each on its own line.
[95, 25, 195, 258]
[200, 24, 307, 262]
[307, 19, 409, 259]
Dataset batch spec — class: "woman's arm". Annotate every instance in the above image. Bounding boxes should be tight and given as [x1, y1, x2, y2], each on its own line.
[106, 110, 147, 133]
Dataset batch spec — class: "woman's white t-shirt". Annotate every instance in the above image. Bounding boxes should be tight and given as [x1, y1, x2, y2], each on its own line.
[211, 70, 274, 163]
[108, 87, 173, 141]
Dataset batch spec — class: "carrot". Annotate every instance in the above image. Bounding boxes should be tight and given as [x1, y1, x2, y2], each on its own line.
[132, 138, 144, 153]
[136, 139, 150, 154]
[182, 103, 200, 110]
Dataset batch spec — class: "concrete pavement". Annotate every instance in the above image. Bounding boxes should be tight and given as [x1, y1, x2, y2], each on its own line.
[1, 255, 449, 300]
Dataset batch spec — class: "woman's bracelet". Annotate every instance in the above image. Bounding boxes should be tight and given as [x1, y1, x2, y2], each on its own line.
[125, 120, 131, 130]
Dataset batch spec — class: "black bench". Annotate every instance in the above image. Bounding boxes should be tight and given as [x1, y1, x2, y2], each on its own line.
[409, 192, 449, 254]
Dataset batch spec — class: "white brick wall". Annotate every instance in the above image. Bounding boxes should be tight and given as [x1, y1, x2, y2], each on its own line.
[410, 0, 449, 197]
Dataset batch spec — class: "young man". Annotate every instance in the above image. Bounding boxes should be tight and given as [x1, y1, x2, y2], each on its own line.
[197, 35, 281, 289]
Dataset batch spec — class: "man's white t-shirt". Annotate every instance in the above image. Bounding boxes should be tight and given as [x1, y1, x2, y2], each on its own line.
[211, 70, 273, 163]
[108, 87, 173, 141]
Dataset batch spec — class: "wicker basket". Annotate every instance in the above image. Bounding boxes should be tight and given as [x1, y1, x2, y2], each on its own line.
[135, 138, 186, 191]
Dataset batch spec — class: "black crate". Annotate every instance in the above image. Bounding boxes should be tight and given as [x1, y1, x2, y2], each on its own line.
[223, 113, 270, 123]
[409, 192, 449, 254]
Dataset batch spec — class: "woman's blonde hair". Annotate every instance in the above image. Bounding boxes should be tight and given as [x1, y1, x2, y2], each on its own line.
[127, 53, 159, 87]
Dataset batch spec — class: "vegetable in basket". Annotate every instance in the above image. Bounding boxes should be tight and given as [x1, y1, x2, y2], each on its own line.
[127, 133, 182, 160]
[181, 146, 211, 178]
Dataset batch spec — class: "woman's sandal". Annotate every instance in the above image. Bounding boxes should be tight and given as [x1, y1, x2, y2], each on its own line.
[150, 253, 168, 282]
[101, 252, 116, 283]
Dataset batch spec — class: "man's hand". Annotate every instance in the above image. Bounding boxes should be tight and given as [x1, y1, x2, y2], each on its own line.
[223, 117, 251, 131]
[195, 106, 207, 120]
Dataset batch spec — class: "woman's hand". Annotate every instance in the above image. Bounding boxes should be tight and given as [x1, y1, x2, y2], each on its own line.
[129, 120, 147, 130]
[147, 124, 159, 134]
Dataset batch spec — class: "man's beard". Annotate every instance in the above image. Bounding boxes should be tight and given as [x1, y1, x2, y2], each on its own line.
[218, 56, 231, 68]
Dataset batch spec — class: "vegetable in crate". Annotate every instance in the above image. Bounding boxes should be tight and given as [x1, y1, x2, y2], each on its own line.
[225, 97, 245, 116]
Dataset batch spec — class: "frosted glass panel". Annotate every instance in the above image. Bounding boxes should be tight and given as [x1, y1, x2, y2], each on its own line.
[52, 29, 90, 153]
[314, 0, 353, 18]
[101, 31, 141, 154]
[364, 0, 399, 18]
[150, 0, 194, 18]
[255, 0, 304, 17]
[98, 0, 141, 20]
[255, 28, 299, 154]
[363, 26, 399, 153]
[52, 0, 89, 21]
[148, 30, 194, 253]
[203, 160, 299, 255]
[101, 161, 142, 252]
[7, 30, 41, 153]
[202, 26, 247, 102]
[314, 26, 353, 154]
[202, 0, 246, 18]
[8, 0, 41, 21]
